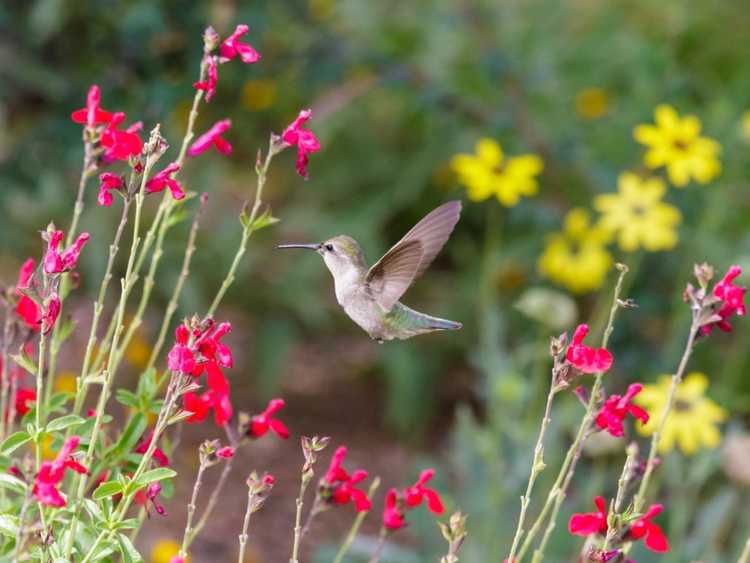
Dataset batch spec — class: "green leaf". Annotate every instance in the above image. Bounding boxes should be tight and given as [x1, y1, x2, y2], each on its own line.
[82, 499, 104, 523]
[135, 467, 176, 488]
[249, 207, 280, 233]
[56, 317, 77, 345]
[46, 414, 85, 433]
[0, 473, 26, 494]
[117, 534, 144, 563]
[136, 368, 158, 398]
[111, 413, 147, 459]
[92, 480, 123, 500]
[115, 389, 140, 409]
[10, 351, 36, 375]
[48, 392, 73, 413]
[0, 431, 31, 455]
[0, 513, 19, 537]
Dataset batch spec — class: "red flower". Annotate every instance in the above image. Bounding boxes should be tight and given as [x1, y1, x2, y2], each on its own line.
[595, 383, 650, 437]
[167, 321, 233, 377]
[219, 24, 261, 64]
[15, 259, 41, 330]
[403, 469, 444, 514]
[194, 56, 219, 102]
[146, 162, 184, 200]
[248, 398, 289, 439]
[15, 387, 37, 417]
[134, 432, 170, 468]
[71, 85, 113, 127]
[101, 112, 143, 162]
[183, 365, 233, 427]
[282, 109, 321, 179]
[134, 482, 166, 517]
[97, 173, 125, 207]
[43, 229, 90, 275]
[187, 119, 232, 157]
[32, 436, 87, 507]
[702, 265, 746, 335]
[383, 488, 406, 530]
[628, 504, 669, 552]
[322, 446, 372, 512]
[217, 446, 234, 458]
[566, 324, 613, 374]
[568, 496, 608, 536]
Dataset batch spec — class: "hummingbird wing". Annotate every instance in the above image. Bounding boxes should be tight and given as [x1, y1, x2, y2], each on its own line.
[366, 200, 462, 310]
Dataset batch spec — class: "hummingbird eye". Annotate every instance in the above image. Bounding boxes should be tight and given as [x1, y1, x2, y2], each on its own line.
[325, 244, 334, 252]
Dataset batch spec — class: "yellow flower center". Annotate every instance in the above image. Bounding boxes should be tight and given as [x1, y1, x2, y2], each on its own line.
[674, 398, 693, 412]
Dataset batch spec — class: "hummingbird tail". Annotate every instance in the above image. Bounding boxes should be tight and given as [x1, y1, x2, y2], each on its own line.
[426, 316, 463, 331]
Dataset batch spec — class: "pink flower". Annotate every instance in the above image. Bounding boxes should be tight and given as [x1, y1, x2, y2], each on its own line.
[403, 469, 444, 514]
[169, 558, 185, 563]
[134, 431, 170, 468]
[187, 119, 232, 157]
[134, 482, 166, 516]
[217, 446, 234, 458]
[43, 229, 90, 275]
[628, 504, 669, 552]
[41, 293, 61, 335]
[193, 56, 219, 102]
[101, 112, 143, 161]
[248, 398, 289, 439]
[71, 85, 113, 127]
[322, 446, 372, 512]
[97, 173, 125, 207]
[702, 265, 746, 335]
[595, 383, 650, 437]
[146, 162, 184, 200]
[219, 25, 261, 64]
[282, 109, 321, 178]
[32, 436, 87, 507]
[566, 324, 613, 374]
[383, 488, 406, 530]
[569, 496, 608, 536]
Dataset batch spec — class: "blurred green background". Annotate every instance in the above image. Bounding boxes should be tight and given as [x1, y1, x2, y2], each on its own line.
[2, 0, 750, 561]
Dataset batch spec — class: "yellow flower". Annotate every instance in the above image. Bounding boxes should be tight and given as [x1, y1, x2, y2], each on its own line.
[634, 104, 721, 187]
[54, 371, 78, 394]
[594, 172, 681, 252]
[538, 208, 612, 294]
[150, 539, 189, 563]
[635, 372, 727, 455]
[241, 78, 277, 111]
[451, 138, 543, 206]
[41, 434, 57, 461]
[575, 87, 609, 119]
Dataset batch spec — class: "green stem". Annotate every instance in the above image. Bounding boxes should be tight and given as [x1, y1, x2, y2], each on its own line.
[34, 330, 48, 532]
[70, 197, 131, 419]
[332, 477, 381, 563]
[506, 377, 560, 561]
[367, 528, 389, 563]
[65, 140, 160, 559]
[207, 141, 276, 317]
[517, 265, 629, 561]
[0, 302, 13, 441]
[632, 315, 700, 512]
[179, 457, 209, 558]
[290, 472, 312, 563]
[601, 444, 637, 551]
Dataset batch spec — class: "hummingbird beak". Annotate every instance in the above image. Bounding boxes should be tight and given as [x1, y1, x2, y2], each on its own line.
[276, 243, 321, 251]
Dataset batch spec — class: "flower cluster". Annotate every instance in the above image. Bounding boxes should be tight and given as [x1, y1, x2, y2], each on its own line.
[319, 446, 371, 512]
[383, 469, 445, 530]
[43, 228, 90, 275]
[33, 437, 87, 507]
[595, 383, 649, 437]
[701, 265, 747, 335]
[569, 496, 669, 553]
[566, 324, 613, 375]
[281, 109, 321, 179]
[168, 319, 234, 427]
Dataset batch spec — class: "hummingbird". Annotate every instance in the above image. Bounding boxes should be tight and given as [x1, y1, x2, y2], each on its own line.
[277, 201, 463, 342]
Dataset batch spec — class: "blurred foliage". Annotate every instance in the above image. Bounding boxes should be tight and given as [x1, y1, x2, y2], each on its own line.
[2, 0, 750, 561]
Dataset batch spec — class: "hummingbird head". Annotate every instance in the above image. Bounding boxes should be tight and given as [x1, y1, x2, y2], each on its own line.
[277, 235, 367, 279]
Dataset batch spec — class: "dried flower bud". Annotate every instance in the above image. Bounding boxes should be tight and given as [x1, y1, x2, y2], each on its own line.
[694, 262, 715, 289]
[203, 26, 221, 52]
[199, 439, 222, 465]
[550, 332, 568, 358]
